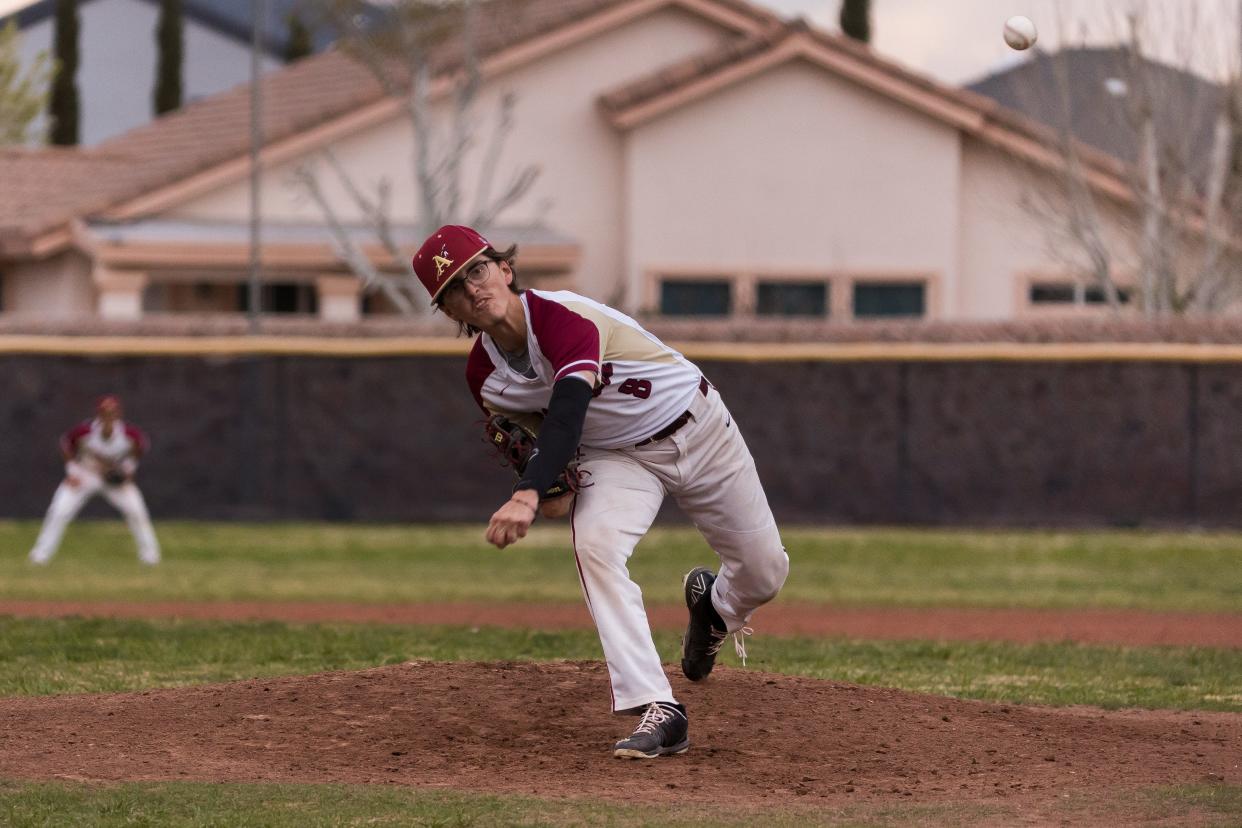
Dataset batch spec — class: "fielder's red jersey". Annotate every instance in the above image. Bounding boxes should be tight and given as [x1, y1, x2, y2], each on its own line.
[62, 418, 148, 470]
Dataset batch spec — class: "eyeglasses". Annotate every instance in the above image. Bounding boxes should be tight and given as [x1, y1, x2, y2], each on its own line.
[441, 260, 492, 302]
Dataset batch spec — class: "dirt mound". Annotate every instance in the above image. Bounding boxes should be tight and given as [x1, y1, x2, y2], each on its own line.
[0, 662, 1236, 817]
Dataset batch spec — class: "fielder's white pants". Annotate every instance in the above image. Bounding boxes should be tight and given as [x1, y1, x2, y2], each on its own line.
[570, 385, 788, 713]
[29, 467, 161, 565]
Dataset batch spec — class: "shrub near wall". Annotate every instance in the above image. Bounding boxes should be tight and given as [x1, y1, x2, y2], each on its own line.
[2, 340, 1240, 526]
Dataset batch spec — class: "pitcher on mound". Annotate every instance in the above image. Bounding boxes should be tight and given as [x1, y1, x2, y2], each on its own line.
[413, 225, 788, 759]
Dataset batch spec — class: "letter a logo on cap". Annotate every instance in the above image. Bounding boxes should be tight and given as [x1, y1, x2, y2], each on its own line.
[432, 246, 454, 278]
[413, 224, 493, 304]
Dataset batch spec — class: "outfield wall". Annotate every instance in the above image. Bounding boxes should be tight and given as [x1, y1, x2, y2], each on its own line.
[2, 337, 1241, 527]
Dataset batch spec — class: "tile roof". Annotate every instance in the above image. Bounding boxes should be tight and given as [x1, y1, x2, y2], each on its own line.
[1, 0, 780, 255]
[0, 147, 136, 246]
[969, 47, 1226, 186]
[0, 49, 382, 253]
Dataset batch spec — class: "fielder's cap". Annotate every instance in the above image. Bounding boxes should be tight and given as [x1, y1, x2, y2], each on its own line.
[412, 224, 492, 304]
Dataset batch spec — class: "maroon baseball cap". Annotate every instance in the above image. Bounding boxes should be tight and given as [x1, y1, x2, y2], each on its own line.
[412, 225, 492, 304]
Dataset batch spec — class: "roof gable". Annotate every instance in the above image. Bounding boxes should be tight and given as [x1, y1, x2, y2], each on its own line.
[597, 22, 1136, 204]
[599, 22, 985, 132]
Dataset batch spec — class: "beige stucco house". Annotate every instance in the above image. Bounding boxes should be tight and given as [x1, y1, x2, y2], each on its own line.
[0, 0, 1218, 326]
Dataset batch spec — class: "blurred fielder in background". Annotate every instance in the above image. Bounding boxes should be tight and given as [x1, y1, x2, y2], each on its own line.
[413, 225, 788, 760]
[28, 395, 161, 566]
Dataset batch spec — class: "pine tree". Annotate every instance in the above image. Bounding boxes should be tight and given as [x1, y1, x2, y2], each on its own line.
[839, 0, 871, 45]
[48, 0, 79, 145]
[285, 14, 313, 63]
[0, 20, 53, 144]
[154, 0, 183, 115]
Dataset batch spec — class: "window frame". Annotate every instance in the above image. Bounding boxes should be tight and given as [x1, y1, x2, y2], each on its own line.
[656, 275, 734, 317]
[1016, 272, 1138, 317]
[754, 277, 831, 318]
[850, 279, 928, 319]
[647, 268, 938, 320]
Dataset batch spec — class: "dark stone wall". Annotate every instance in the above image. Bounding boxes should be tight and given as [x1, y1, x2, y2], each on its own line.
[2, 354, 1239, 526]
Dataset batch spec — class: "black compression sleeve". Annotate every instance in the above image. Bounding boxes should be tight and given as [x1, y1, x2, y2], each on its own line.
[515, 376, 593, 496]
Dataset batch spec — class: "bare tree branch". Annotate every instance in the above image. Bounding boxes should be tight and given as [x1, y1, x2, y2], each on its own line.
[1048, 32, 1121, 308]
[1191, 108, 1235, 309]
[1012, 2, 1242, 316]
[292, 161, 419, 315]
[320, 149, 418, 281]
[291, 0, 542, 315]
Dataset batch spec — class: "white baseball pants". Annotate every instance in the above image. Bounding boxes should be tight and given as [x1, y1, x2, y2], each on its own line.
[29, 467, 161, 565]
[570, 384, 788, 713]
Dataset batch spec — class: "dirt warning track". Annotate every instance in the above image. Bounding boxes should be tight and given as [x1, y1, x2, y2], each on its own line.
[2, 599, 1240, 647]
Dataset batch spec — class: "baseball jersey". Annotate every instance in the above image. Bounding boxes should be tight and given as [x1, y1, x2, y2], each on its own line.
[62, 418, 148, 471]
[467, 290, 702, 448]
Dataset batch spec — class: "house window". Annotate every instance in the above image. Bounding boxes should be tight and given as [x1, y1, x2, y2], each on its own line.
[237, 283, 319, 314]
[1030, 283, 1132, 305]
[660, 279, 731, 316]
[853, 282, 925, 318]
[756, 281, 827, 316]
[145, 282, 236, 312]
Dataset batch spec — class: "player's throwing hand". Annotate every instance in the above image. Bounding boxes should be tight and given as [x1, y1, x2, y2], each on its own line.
[486, 492, 538, 548]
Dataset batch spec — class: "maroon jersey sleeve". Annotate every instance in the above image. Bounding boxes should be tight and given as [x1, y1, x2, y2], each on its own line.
[124, 424, 150, 455]
[526, 292, 601, 382]
[465, 338, 496, 412]
[60, 421, 91, 457]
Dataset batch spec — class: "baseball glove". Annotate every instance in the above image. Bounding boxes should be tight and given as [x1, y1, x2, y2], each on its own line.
[103, 469, 127, 486]
[484, 414, 578, 501]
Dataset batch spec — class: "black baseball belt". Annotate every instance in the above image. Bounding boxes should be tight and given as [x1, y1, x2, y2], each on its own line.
[634, 377, 710, 448]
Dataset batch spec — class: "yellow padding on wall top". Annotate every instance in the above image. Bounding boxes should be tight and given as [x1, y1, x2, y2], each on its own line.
[3, 335, 1242, 362]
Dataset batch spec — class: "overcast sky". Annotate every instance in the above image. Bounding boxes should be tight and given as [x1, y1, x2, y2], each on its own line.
[1, 0, 1237, 86]
[773, 0, 1241, 83]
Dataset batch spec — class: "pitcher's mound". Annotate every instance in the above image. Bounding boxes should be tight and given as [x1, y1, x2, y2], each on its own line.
[0, 661, 1236, 811]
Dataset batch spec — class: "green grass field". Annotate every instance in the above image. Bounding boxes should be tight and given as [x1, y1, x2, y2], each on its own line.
[3, 780, 1238, 828]
[1, 520, 1240, 826]
[2, 520, 1241, 610]
[1, 616, 1239, 709]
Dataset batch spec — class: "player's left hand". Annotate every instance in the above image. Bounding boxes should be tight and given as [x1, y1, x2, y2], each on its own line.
[486, 492, 539, 549]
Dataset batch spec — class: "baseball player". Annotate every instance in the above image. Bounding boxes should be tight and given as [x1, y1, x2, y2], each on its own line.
[28, 395, 161, 566]
[413, 225, 788, 759]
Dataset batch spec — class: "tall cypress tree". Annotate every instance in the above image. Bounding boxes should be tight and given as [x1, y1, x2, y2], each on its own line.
[839, 0, 871, 44]
[48, 0, 79, 145]
[154, 0, 183, 115]
[285, 14, 312, 63]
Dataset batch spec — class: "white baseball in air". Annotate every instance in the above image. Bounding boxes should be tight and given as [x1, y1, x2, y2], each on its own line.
[1003, 15, 1038, 50]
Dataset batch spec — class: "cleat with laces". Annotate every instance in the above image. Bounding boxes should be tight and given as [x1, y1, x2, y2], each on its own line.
[613, 701, 689, 759]
[681, 566, 729, 681]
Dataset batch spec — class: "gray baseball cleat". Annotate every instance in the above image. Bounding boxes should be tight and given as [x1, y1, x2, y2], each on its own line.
[681, 566, 729, 681]
[613, 701, 689, 759]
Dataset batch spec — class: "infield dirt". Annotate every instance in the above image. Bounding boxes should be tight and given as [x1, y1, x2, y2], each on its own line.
[0, 660, 1238, 825]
